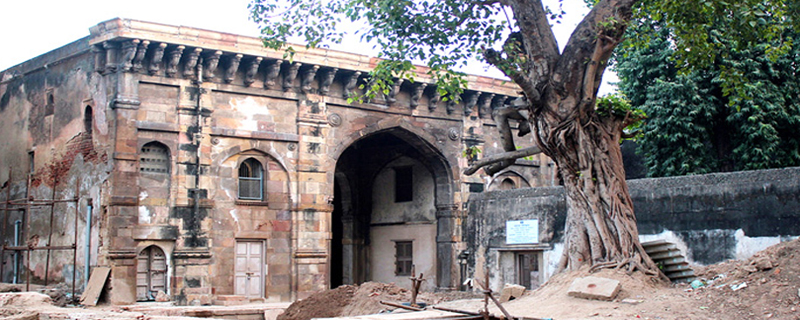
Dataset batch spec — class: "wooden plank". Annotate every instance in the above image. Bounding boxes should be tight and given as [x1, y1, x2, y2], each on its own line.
[80, 266, 111, 306]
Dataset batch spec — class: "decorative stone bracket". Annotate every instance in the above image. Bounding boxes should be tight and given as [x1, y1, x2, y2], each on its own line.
[90, 39, 520, 114]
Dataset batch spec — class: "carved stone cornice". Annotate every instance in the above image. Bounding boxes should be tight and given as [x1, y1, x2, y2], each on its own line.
[225, 54, 243, 84]
[318, 67, 338, 95]
[148, 43, 167, 75]
[88, 19, 524, 112]
[428, 87, 441, 112]
[204, 50, 222, 79]
[446, 98, 457, 115]
[410, 83, 427, 109]
[165, 45, 185, 78]
[301, 65, 320, 93]
[119, 39, 139, 72]
[385, 79, 404, 105]
[283, 62, 301, 91]
[263, 59, 283, 89]
[463, 91, 479, 116]
[478, 93, 495, 119]
[91, 45, 105, 73]
[132, 40, 149, 72]
[102, 42, 120, 73]
[183, 48, 203, 79]
[490, 95, 507, 118]
[343, 71, 361, 99]
[244, 57, 262, 87]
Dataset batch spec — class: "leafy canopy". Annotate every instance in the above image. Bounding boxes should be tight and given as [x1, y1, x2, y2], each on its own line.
[615, 12, 800, 177]
[250, 0, 519, 101]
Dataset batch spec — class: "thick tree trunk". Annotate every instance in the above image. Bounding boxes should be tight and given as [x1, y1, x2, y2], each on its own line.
[481, 0, 664, 278]
[545, 117, 663, 278]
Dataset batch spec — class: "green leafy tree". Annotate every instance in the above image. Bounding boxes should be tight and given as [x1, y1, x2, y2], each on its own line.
[250, 0, 797, 277]
[616, 16, 800, 177]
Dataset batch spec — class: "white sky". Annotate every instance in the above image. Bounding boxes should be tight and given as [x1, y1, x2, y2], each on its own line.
[0, 0, 616, 93]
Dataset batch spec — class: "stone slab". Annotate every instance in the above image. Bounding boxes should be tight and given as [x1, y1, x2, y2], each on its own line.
[498, 283, 526, 303]
[80, 267, 111, 306]
[567, 276, 621, 301]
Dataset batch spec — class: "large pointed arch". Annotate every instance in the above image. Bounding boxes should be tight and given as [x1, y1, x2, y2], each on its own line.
[330, 119, 459, 290]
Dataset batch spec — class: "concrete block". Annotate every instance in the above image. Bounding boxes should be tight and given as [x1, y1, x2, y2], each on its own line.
[264, 308, 285, 320]
[499, 284, 526, 303]
[567, 276, 621, 301]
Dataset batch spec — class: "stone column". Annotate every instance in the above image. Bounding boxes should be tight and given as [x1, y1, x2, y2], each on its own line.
[293, 98, 333, 299]
[98, 39, 142, 305]
[436, 204, 460, 290]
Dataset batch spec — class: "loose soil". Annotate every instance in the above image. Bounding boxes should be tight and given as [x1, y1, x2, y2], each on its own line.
[285, 238, 800, 320]
[278, 281, 481, 320]
[2, 239, 800, 320]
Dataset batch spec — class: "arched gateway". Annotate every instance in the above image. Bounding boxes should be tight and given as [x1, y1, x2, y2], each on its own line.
[331, 127, 456, 290]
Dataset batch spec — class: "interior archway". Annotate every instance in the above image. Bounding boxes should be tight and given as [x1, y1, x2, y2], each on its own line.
[331, 127, 453, 290]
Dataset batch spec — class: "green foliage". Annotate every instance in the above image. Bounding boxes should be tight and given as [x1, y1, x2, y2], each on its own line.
[249, 0, 510, 100]
[615, 14, 800, 177]
[463, 146, 482, 162]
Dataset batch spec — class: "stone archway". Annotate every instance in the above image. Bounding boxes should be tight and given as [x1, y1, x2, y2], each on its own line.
[331, 126, 457, 290]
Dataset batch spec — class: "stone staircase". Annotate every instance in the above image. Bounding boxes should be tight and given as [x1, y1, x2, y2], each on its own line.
[642, 239, 696, 283]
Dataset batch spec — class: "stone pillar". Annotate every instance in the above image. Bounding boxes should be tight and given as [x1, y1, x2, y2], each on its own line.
[436, 204, 460, 290]
[100, 38, 142, 304]
[293, 98, 332, 299]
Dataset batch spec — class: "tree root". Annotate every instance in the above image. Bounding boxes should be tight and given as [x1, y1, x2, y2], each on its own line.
[588, 253, 659, 277]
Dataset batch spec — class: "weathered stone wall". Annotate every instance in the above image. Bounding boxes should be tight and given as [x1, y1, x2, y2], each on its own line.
[464, 187, 566, 290]
[2, 18, 559, 305]
[466, 167, 800, 290]
[0, 38, 113, 291]
[631, 166, 800, 264]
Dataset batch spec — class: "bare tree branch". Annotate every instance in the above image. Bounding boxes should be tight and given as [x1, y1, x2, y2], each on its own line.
[463, 146, 542, 176]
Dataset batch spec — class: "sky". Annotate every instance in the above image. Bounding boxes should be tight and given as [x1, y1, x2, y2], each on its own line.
[0, 0, 617, 93]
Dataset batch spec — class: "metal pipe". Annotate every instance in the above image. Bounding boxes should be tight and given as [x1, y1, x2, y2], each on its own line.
[84, 199, 92, 290]
[13, 220, 21, 284]
[72, 182, 80, 298]
[1, 169, 11, 282]
[44, 177, 57, 286]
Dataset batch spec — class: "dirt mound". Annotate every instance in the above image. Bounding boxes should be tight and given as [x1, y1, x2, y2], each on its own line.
[0, 292, 53, 307]
[693, 238, 800, 319]
[277, 285, 357, 320]
[278, 282, 480, 320]
[0, 292, 53, 320]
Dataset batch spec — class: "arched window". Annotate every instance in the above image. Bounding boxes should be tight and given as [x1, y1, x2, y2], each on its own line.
[500, 178, 516, 190]
[45, 91, 55, 116]
[238, 158, 264, 200]
[84, 106, 93, 134]
[139, 142, 170, 174]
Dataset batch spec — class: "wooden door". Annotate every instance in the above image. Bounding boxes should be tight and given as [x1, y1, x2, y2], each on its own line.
[136, 246, 168, 301]
[234, 241, 264, 298]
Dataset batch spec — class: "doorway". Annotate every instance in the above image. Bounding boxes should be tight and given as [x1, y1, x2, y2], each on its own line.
[234, 240, 265, 298]
[136, 245, 167, 301]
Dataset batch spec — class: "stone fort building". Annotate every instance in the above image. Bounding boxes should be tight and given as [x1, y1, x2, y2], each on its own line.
[0, 18, 554, 304]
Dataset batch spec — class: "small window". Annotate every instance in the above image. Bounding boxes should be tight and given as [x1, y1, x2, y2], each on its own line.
[28, 151, 35, 174]
[394, 241, 413, 276]
[84, 106, 93, 134]
[139, 142, 170, 174]
[238, 158, 263, 200]
[45, 91, 55, 116]
[468, 183, 484, 193]
[500, 178, 516, 190]
[394, 166, 412, 203]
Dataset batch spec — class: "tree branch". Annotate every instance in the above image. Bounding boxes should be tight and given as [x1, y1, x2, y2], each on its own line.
[463, 146, 542, 176]
[554, 0, 639, 113]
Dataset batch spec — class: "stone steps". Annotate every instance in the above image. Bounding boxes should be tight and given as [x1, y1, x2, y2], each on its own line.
[642, 240, 696, 283]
